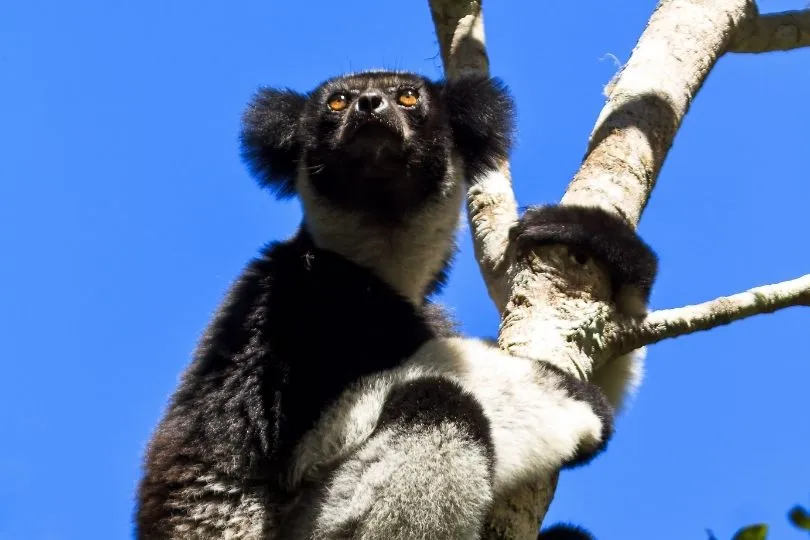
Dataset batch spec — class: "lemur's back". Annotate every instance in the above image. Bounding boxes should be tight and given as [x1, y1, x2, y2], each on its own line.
[136, 230, 451, 538]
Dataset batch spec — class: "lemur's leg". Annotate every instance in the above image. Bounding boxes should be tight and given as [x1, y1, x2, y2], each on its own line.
[510, 204, 659, 411]
[289, 375, 496, 540]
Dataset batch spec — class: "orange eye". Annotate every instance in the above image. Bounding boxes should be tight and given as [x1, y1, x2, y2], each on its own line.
[327, 94, 348, 112]
[397, 89, 419, 107]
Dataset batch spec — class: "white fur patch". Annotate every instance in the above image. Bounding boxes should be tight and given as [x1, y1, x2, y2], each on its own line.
[592, 282, 648, 413]
[405, 338, 606, 494]
[592, 347, 646, 412]
[165, 477, 269, 539]
[291, 337, 608, 499]
[295, 157, 465, 305]
[289, 370, 397, 487]
[311, 424, 492, 540]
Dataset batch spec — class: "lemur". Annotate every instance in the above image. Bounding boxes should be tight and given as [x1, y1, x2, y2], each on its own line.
[135, 70, 657, 539]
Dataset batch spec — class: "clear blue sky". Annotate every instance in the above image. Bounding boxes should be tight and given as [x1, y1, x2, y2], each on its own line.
[1, 1, 808, 538]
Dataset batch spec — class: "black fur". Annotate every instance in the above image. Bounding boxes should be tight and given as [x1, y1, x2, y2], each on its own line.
[540, 362, 614, 469]
[538, 523, 596, 539]
[136, 231, 456, 537]
[241, 88, 308, 197]
[442, 75, 515, 180]
[137, 70, 514, 538]
[510, 204, 658, 302]
[240, 71, 515, 222]
[377, 376, 495, 465]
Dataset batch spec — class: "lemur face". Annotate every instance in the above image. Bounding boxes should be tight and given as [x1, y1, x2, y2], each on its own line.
[303, 72, 439, 160]
[240, 70, 514, 222]
[297, 72, 451, 221]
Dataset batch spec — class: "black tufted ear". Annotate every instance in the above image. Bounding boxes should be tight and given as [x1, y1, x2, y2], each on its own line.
[440, 75, 515, 181]
[240, 88, 308, 198]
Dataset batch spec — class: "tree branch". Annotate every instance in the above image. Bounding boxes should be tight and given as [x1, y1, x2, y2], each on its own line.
[560, 0, 757, 222]
[429, 0, 517, 312]
[609, 274, 810, 356]
[730, 10, 810, 53]
[498, 0, 758, 424]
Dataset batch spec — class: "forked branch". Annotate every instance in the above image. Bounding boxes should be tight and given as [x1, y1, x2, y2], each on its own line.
[731, 9, 810, 53]
[429, 0, 517, 311]
[426, 0, 807, 537]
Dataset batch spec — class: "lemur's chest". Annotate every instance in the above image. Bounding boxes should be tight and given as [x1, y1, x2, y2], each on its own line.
[264, 248, 436, 458]
[271, 254, 433, 371]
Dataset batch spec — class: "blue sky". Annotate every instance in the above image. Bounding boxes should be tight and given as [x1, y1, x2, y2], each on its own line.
[1, 1, 808, 538]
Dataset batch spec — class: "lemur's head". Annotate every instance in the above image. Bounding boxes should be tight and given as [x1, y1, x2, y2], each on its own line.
[240, 70, 514, 302]
[241, 70, 513, 223]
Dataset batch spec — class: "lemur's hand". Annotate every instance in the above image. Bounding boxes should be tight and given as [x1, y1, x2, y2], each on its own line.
[509, 204, 658, 311]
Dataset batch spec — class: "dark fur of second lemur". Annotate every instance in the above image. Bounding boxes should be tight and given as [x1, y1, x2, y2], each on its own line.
[537, 523, 596, 540]
[510, 204, 658, 302]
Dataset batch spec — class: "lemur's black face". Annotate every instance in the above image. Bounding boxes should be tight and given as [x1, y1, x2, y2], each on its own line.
[240, 70, 514, 222]
[305, 72, 436, 162]
[298, 72, 449, 219]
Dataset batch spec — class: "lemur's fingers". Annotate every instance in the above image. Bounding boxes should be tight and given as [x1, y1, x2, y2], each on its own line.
[509, 204, 658, 303]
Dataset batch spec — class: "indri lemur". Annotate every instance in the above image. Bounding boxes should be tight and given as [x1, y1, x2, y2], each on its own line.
[136, 70, 657, 539]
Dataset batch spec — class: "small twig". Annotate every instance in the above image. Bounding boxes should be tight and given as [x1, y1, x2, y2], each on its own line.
[730, 10, 810, 53]
[610, 274, 810, 355]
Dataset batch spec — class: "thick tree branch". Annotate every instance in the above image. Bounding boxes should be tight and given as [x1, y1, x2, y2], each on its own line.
[428, 0, 489, 76]
[560, 0, 757, 223]
[608, 274, 810, 355]
[499, 0, 760, 414]
[730, 10, 810, 53]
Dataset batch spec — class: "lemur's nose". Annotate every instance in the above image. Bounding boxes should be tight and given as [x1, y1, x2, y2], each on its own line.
[356, 92, 386, 113]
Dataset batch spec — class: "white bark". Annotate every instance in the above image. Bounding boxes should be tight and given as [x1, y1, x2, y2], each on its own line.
[730, 9, 810, 53]
[427, 0, 810, 538]
[609, 274, 810, 356]
[428, 0, 518, 312]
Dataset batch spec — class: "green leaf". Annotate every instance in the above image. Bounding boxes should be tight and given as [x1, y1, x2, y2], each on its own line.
[731, 524, 768, 540]
[788, 505, 810, 531]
